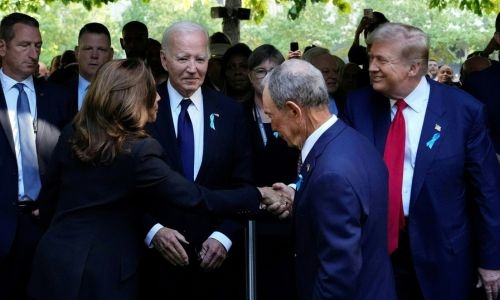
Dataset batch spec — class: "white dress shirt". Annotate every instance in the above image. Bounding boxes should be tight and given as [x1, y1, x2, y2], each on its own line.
[1, 69, 37, 200]
[146, 81, 232, 251]
[388, 76, 430, 216]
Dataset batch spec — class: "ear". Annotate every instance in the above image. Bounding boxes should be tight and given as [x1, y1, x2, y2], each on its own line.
[0, 39, 7, 57]
[109, 47, 114, 60]
[285, 100, 302, 121]
[494, 32, 500, 46]
[408, 60, 422, 77]
[160, 50, 169, 72]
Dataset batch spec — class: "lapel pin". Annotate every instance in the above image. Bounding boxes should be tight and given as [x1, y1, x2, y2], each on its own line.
[295, 174, 303, 191]
[306, 163, 311, 172]
[426, 133, 440, 149]
[273, 131, 279, 138]
[209, 113, 219, 130]
[434, 124, 441, 132]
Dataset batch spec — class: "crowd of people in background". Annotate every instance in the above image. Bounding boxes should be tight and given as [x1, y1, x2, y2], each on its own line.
[0, 8, 500, 300]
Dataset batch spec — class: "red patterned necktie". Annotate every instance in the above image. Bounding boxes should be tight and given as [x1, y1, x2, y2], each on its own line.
[384, 99, 407, 254]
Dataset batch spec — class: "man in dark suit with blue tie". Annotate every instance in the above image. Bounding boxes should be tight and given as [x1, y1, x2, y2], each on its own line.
[0, 13, 72, 300]
[344, 23, 500, 300]
[263, 59, 396, 299]
[141, 21, 253, 299]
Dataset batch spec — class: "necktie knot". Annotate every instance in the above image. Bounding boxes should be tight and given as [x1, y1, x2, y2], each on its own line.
[14, 82, 24, 92]
[180, 99, 192, 112]
[396, 99, 407, 111]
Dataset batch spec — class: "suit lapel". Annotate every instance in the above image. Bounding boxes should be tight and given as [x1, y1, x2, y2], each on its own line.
[373, 93, 392, 155]
[294, 120, 345, 208]
[0, 82, 15, 153]
[197, 87, 219, 181]
[34, 79, 46, 149]
[156, 82, 183, 171]
[410, 81, 446, 211]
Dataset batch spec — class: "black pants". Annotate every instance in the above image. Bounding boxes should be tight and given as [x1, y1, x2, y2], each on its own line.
[0, 214, 43, 300]
[390, 226, 425, 300]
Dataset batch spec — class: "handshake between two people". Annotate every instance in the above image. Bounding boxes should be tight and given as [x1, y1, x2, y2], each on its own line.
[257, 183, 295, 220]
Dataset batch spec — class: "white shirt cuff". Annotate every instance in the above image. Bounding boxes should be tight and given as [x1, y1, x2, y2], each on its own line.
[288, 183, 297, 190]
[209, 231, 232, 252]
[145, 223, 164, 248]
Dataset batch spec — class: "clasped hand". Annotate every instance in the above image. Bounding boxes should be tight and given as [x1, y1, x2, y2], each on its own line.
[258, 182, 295, 219]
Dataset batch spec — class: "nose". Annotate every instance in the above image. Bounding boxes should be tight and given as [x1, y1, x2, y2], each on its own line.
[186, 59, 199, 74]
[28, 45, 40, 59]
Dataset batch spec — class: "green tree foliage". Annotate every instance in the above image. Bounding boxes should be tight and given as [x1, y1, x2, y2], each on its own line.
[0, 0, 497, 71]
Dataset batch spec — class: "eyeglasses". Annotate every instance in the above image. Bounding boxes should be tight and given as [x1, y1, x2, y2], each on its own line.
[252, 68, 273, 79]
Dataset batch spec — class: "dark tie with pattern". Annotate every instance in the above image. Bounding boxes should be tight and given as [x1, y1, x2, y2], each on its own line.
[384, 99, 407, 254]
[178, 99, 194, 181]
[15, 83, 41, 201]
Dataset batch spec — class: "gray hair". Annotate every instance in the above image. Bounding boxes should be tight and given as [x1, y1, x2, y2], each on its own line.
[161, 21, 210, 55]
[367, 22, 429, 76]
[301, 46, 330, 63]
[263, 59, 329, 110]
[302, 46, 345, 80]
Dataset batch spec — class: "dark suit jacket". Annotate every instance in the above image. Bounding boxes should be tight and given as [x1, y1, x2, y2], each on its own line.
[294, 120, 396, 300]
[343, 78, 500, 300]
[65, 77, 79, 117]
[29, 126, 260, 300]
[145, 82, 253, 252]
[0, 77, 72, 259]
[462, 64, 500, 152]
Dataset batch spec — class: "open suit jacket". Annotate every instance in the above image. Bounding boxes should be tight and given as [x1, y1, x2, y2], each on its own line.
[0, 77, 72, 259]
[29, 127, 260, 300]
[145, 82, 253, 251]
[343, 78, 500, 300]
[294, 119, 396, 300]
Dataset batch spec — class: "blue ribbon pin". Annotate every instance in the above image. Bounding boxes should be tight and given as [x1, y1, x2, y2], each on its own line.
[273, 131, 279, 138]
[295, 174, 303, 191]
[209, 113, 219, 130]
[426, 133, 440, 149]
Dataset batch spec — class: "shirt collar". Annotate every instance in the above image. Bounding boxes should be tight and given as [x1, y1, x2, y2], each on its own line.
[167, 80, 203, 111]
[301, 115, 338, 164]
[78, 75, 90, 92]
[0, 69, 35, 93]
[389, 76, 429, 113]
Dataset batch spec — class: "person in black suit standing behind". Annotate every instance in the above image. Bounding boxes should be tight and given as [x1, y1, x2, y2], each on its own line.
[68, 22, 114, 115]
[142, 21, 254, 299]
[0, 12, 72, 300]
[245, 44, 299, 300]
[463, 12, 500, 164]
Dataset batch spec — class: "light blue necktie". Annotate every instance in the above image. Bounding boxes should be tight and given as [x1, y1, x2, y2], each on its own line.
[178, 99, 194, 181]
[15, 83, 41, 201]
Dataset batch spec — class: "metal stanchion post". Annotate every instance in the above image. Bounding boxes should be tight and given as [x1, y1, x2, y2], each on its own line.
[245, 220, 256, 300]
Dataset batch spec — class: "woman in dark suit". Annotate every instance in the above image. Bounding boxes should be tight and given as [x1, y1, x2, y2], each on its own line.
[245, 45, 300, 300]
[28, 59, 281, 300]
